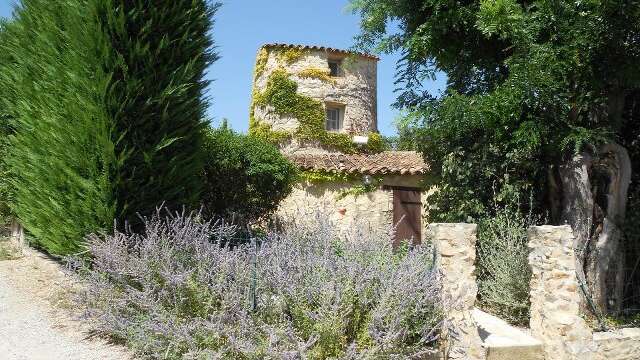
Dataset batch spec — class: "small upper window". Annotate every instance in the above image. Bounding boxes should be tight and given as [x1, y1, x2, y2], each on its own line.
[328, 60, 342, 77]
[325, 107, 343, 131]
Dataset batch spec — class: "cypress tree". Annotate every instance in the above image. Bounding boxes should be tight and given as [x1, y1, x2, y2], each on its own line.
[99, 0, 217, 228]
[0, 0, 216, 254]
[0, 20, 14, 220]
[0, 0, 115, 254]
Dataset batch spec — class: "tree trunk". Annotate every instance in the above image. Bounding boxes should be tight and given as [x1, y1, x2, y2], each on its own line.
[555, 143, 631, 315]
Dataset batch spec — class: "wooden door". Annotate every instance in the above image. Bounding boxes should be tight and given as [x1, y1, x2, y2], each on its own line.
[392, 188, 422, 247]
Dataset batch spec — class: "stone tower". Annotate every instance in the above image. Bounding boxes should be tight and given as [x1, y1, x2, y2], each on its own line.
[250, 44, 380, 154]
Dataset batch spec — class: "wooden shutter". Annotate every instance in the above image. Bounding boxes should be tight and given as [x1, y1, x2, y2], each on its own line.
[392, 188, 422, 248]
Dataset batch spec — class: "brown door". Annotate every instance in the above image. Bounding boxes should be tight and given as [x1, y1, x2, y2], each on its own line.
[392, 188, 422, 247]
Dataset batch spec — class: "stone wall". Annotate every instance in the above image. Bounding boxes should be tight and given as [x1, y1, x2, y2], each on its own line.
[254, 47, 377, 153]
[528, 225, 640, 360]
[528, 225, 593, 359]
[427, 224, 485, 360]
[275, 175, 426, 242]
[276, 180, 394, 236]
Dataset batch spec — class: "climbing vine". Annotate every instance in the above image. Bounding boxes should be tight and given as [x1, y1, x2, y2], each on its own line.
[336, 176, 384, 200]
[297, 67, 336, 84]
[249, 68, 386, 154]
[299, 170, 359, 183]
[253, 48, 269, 81]
[277, 48, 306, 64]
[299, 170, 384, 199]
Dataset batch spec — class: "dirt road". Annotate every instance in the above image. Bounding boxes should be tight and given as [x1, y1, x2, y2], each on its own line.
[0, 248, 131, 360]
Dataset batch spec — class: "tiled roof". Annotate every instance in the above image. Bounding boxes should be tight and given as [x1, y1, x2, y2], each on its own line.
[287, 151, 428, 175]
[262, 43, 379, 60]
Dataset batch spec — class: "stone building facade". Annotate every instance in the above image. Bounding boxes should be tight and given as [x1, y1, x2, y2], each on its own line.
[278, 151, 428, 245]
[250, 44, 428, 244]
[249, 45, 640, 358]
[252, 43, 378, 153]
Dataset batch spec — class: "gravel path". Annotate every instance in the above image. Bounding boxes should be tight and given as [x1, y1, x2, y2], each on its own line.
[0, 247, 132, 360]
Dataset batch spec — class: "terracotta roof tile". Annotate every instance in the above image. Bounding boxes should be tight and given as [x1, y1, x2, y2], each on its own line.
[262, 43, 379, 60]
[287, 151, 428, 175]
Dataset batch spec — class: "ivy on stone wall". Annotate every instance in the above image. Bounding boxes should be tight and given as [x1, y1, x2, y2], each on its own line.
[299, 169, 359, 183]
[299, 170, 384, 199]
[296, 67, 336, 84]
[249, 68, 386, 154]
[336, 176, 384, 200]
[277, 48, 306, 64]
[253, 48, 269, 81]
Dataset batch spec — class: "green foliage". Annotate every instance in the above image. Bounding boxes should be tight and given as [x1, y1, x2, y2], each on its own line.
[299, 170, 357, 183]
[0, 22, 14, 221]
[99, 0, 217, 230]
[277, 47, 306, 64]
[250, 69, 387, 154]
[477, 200, 538, 325]
[0, 0, 115, 254]
[201, 126, 297, 222]
[476, 0, 525, 40]
[351, 0, 640, 322]
[253, 47, 269, 81]
[298, 170, 384, 201]
[350, 0, 640, 223]
[297, 67, 336, 84]
[336, 176, 383, 200]
[0, 0, 217, 254]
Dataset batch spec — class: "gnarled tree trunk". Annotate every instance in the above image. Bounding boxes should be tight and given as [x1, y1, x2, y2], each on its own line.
[554, 143, 631, 315]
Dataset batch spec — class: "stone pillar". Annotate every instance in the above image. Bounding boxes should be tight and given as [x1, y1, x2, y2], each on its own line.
[10, 218, 25, 246]
[528, 225, 594, 359]
[6, 218, 25, 258]
[427, 223, 485, 360]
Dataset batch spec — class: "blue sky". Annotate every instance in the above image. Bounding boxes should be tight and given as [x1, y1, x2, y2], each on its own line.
[0, 0, 445, 135]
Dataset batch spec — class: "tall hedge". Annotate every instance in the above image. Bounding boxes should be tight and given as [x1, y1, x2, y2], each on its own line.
[0, 0, 216, 254]
[0, 19, 14, 221]
[99, 0, 217, 229]
[0, 0, 115, 254]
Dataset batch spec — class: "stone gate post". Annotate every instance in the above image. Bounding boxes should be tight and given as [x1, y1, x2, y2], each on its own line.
[427, 223, 485, 360]
[527, 225, 594, 359]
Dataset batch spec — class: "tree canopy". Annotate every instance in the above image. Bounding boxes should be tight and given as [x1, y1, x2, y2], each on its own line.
[350, 0, 640, 221]
[350, 0, 640, 317]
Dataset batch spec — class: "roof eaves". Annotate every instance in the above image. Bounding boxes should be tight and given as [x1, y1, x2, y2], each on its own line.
[261, 43, 380, 61]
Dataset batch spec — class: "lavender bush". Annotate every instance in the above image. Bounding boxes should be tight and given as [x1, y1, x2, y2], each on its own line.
[71, 208, 445, 359]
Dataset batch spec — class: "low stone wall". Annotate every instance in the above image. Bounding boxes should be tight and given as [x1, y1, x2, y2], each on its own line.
[528, 225, 640, 360]
[592, 328, 640, 359]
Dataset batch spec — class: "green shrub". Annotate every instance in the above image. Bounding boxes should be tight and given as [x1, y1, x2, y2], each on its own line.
[0, 21, 14, 222]
[201, 125, 297, 223]
[476, 203, 538, 326]
[0, 0, 216, 254]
